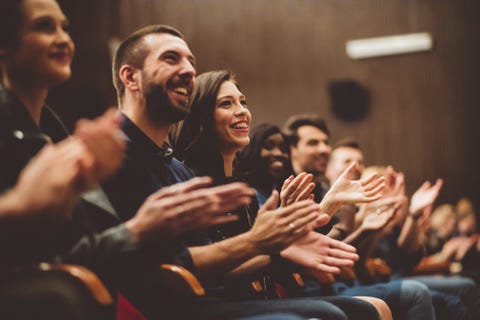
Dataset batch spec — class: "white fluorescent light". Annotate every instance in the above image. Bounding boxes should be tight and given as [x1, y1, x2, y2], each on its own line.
[346, 32, 433, 59]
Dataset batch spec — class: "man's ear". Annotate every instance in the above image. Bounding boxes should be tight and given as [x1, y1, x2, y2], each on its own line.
[119, 65, 140, 92]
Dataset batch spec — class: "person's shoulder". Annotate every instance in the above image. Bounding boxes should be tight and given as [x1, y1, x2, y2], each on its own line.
[168, 157, 195, 179]
[169, 157, 194, 172]
[0, 86, 16, 126]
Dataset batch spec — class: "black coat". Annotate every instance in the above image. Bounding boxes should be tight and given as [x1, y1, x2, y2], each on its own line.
[0, 85, 162, 294]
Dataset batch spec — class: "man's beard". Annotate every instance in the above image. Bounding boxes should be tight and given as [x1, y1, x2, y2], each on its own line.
[143, 76, 189, 124]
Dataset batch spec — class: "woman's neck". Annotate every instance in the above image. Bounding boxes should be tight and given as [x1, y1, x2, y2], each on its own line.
[221, 150, 237, 177]
[2, 76, 47, 126]
[257, 177, 279, 192]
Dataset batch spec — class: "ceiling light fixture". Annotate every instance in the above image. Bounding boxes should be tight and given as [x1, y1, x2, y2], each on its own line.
[346, 32, 433, 59]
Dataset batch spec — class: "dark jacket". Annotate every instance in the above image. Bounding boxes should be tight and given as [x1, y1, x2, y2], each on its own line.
[0, 84, 164, 294]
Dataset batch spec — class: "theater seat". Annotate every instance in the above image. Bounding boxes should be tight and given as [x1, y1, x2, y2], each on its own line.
[158, 264, 205, 296]
[117, 264, 205, 319]
[0, 263, 113, 320]
[302, 268, 336, 284]
[413, 258, 450, 275]
[365, 258, 392, 278]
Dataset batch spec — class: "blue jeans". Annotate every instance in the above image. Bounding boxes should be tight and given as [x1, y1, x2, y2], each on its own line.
[405, 275, 480, 319]
[332, 279, 435, 320]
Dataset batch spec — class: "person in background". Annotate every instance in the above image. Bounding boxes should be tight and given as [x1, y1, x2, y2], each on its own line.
[236, 123, 296, 207]
[326, 140, 479, 320]
[283, 126, 436, 320]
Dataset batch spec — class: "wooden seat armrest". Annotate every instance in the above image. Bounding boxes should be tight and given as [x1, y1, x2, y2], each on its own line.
[365, 258, 392, 277]
[291, 272, 304, 287]
[159, 264, 205, 297]
[413, 258, 450, 275]
[302, 268, 336, 284]
[338, 266, 357, 281]
[37, 263, 113, 306]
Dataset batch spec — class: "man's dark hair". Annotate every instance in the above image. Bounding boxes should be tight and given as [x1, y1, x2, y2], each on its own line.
[333, 137, 361, 151]
[112, 24, 183, 100]
[282, 113, 330, 146]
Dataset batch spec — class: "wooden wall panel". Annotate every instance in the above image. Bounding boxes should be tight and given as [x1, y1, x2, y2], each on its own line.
[50, 0, 480, 211]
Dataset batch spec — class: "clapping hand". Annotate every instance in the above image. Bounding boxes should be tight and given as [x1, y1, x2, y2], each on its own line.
[320, 162, 386, 216]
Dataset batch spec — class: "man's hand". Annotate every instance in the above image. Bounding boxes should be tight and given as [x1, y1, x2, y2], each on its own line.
[125, 177, 255, 243]
[320, 162, 386, 216]
[281, 231, 359, 274]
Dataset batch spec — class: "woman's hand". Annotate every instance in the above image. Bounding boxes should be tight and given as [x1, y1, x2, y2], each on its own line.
[280, 172, 315, 207]
[10, 138, 90, 219]
[247, 191, 323, 254]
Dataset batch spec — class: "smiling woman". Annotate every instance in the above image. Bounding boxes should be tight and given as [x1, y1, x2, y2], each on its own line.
[236, 123, 293, 207]
[0, 0, 74, 124]
[213, 79, 252, 167]
[0, 1, 123, 319]
[173, 70, 248, 178]
[173, 70, 269, 298]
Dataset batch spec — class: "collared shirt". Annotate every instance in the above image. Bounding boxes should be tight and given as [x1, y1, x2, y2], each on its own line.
[102, 114, 198, 269]
[102, 114, 195, 222]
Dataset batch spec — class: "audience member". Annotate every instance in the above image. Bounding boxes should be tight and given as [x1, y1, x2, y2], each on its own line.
[236, 123, 298, 207]
[283, 116, 436, 320]
[328, 141, 479, 319]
